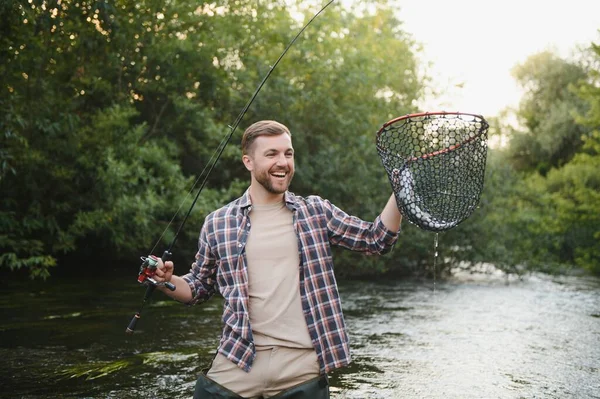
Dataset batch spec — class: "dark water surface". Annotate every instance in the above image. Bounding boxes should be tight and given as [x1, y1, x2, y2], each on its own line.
[1, 270, 599, 398]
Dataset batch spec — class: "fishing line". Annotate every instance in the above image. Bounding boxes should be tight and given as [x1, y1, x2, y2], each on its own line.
[127, 0, 335, 334]
[149, 0, 335, 256]
[147, 130, 230, 256]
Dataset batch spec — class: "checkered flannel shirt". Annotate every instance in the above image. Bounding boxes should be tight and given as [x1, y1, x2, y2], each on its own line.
[182, 189, 399, 373]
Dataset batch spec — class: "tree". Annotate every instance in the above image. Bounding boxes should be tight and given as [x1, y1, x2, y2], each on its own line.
[507, 51, 590, 175]
[1, 0, 430, 278]
[0, 0, 230, 277]
[459, 43, 600, 277]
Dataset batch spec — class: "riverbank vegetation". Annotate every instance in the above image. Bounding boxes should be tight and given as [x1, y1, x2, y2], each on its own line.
[1, 0, 599, 279]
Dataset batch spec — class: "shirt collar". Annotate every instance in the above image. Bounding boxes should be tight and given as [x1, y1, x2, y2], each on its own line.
[284, 190, 299, 211]
[239, 189, 253, 209]
[238, 189, 298, 212]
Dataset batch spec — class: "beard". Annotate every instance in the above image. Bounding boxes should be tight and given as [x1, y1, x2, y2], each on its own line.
[254, 167, 294, 194]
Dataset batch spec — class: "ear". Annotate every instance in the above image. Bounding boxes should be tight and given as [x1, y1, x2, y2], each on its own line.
[242, 154, 253, 172]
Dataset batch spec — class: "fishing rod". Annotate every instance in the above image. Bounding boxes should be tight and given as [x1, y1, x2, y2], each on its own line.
[126, 0, 335, 334]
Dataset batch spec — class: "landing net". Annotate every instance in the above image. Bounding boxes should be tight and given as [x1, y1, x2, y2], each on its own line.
[376, 112, 489, 232]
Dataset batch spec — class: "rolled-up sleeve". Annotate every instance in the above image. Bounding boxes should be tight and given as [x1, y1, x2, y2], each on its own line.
[322, 198, 399, 254]
[181, 221, 218, 305]
[370, 215, 400, 254]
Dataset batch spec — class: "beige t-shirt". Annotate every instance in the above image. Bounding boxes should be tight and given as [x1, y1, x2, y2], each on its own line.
[246, 201, 313, 348]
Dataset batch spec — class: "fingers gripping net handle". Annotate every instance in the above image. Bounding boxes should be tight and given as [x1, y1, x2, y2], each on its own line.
[376, 112, 489, 232]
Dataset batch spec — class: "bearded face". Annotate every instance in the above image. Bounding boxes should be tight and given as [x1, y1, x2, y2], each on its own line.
[243, 133, 295, 198]
[253, 161, 294, 194]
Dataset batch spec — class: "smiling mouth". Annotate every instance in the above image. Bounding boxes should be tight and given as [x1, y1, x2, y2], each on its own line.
[271, 171, 287, 178]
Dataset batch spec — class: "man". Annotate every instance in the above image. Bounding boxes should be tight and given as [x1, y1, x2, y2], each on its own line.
[154, 120, 402, 398]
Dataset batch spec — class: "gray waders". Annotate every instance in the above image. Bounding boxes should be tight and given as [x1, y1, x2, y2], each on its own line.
[193, 372, 329, 399]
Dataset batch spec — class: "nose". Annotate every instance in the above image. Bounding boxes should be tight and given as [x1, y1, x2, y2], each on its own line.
[275, 153, 287, 166]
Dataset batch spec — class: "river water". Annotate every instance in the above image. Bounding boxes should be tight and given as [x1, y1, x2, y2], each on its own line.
[0, 270, 598, 398]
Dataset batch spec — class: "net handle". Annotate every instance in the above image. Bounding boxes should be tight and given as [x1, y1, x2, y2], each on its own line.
[376, 111, 488, 163]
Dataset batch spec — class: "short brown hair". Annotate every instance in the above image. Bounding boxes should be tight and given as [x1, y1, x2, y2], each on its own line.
[241, 120, 291, 155]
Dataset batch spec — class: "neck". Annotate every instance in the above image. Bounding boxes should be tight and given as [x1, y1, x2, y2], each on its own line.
[249, 183, 285, 205]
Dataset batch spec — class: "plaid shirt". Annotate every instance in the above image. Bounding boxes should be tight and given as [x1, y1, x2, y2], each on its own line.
[182, 189, 399, 373]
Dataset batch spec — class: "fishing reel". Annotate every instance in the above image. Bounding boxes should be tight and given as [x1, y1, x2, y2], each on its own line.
[127, 250, 176, 334]
[137, 254, 176, 291]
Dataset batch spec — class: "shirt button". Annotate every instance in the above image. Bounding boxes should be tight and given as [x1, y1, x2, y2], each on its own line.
[238, 243, 243, 247]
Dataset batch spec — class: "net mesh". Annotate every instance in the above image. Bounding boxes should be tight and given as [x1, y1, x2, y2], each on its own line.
[376, 112, 489, 232]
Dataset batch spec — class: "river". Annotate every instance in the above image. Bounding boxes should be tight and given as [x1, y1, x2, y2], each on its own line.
[1, 269, 598, 398]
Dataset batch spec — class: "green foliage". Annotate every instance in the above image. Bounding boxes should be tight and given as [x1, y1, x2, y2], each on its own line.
[228, 1, 429, 277]
[562, 41, 600, 274]
[507, 51, 590, 174]
[0, 0, 239, 277]
[1, 0, 431, 278]
[458, 44, 600, 277]
[545, 143, 600, 273]
[7, 0, 595, 280]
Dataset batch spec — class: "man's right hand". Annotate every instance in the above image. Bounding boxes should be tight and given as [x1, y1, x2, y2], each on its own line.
[154, 258, 174, 285]
[150, 260, 194, 303]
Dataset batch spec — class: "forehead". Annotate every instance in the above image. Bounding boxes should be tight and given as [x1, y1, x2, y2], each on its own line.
[253, 133, 293, 152]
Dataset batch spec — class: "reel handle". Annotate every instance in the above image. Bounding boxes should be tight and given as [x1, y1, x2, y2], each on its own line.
[160, 250, 176, 291]
[164, 281, 176, 291]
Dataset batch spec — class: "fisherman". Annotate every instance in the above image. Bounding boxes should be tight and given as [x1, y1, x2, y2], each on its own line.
[153, 120, 402, 398]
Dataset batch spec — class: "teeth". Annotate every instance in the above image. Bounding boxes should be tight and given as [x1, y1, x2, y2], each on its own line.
[272, 172, 286, 177]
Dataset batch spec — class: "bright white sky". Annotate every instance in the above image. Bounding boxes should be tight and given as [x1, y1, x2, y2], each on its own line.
[396, 0, 600, 117]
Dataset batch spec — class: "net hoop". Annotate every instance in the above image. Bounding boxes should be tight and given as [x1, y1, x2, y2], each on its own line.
[378, 111, 486, 160]
[376, 111, 489, 232]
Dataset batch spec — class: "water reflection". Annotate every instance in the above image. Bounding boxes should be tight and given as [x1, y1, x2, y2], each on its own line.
[0, 272, 598, 398]
[332, 274, 600, 398]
